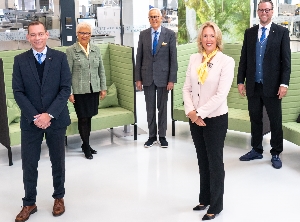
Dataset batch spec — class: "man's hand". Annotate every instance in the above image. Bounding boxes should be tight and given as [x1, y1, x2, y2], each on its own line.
[34, 113, 51, 129]
[69, 94, 75, 103]
[277, 86, 288, 99]
[167, 82, 174, 91]
[136, 81, 143, 91]
[100, 90, 107, 100]
[238, 84, 246, 97]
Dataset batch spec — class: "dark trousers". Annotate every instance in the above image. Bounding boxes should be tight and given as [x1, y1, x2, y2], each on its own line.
[143, 82, 169, 137]
[189, 113, 227, 214]
[21, 127, 66, 206]
[247, 83, 283, 155]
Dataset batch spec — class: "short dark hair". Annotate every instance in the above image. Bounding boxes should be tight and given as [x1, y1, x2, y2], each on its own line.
[258, 0, 274, 9]
[27, 21, 47, 34]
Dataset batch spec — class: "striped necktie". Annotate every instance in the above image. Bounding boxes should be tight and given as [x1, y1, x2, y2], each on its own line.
[260, 27, 266, 43]
[152, 31, 159, 55]
[37, 53, 43, 64]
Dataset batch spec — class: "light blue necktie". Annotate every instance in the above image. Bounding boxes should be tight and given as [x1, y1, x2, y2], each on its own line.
[152, 31, 159, 55]
[37, 53, 43, 64]
[260, 27, 266, 43]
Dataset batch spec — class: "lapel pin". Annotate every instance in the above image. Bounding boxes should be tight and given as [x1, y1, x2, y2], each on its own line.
[162, 42, 167, 46]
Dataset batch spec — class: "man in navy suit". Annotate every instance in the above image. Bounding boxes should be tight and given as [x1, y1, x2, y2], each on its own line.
[135, 8, 177, 148]
[237, 0, 291, 169]
[13, 21, 71, 221]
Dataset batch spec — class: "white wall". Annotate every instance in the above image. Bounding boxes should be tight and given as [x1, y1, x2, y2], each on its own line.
[123, 0, 149, 56]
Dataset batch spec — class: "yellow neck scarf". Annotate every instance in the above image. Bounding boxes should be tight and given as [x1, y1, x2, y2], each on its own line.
[197, 48, 219, 85]
[78, 42, 90, 57]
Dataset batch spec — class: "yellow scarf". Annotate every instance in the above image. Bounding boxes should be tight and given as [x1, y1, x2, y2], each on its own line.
[78, 42, 90, 57]
[196, 48, 218, 84]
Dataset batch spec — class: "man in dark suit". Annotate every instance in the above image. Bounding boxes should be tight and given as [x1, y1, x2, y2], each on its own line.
[13, 21, 71, 221]
[135, 8, 177, 148]
[237, 0, 291, 169]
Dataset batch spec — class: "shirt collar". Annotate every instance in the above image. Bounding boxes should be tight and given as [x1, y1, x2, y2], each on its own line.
[151, 26, 161, 34]
[259, 22, 272, 30]
[32, 46, 47, 56]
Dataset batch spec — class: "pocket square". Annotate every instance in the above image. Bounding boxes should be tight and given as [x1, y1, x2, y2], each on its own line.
[162, 42, 167, 46]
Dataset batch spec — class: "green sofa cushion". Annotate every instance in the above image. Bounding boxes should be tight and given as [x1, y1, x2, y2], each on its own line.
[6, 99, 20, 125]
[99, 83, 119, 109]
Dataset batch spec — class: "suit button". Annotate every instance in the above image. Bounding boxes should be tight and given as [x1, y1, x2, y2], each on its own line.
[198, 94, 199, 96]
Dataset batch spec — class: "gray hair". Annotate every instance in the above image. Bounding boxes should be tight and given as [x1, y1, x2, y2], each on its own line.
[148, 8, 162, 17]
[76, 22, 92, 34]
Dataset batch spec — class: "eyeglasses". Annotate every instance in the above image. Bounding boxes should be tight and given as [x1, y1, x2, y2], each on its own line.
[78, 32, 91, 36]
[257, 8, 273, 13]
[149, 16, 160, 19]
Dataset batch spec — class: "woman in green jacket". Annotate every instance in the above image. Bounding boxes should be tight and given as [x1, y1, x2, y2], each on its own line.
[66, 22, 107, 159]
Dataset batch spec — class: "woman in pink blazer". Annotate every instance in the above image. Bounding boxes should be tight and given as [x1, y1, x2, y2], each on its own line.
[183, 22, 234, 221]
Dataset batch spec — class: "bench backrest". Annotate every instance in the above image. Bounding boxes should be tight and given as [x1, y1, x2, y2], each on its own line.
[282, 53, 300, 123]
[173, 42, 198, 110]
[0, 43, 135, 114]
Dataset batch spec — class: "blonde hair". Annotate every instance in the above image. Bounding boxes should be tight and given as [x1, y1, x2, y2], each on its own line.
[197, 21, 223, 53]
[76, 22, 92, 35]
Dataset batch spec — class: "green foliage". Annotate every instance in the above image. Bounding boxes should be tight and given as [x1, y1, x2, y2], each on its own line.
[178, 0, 188, 44]
[180, 0, 250, 43]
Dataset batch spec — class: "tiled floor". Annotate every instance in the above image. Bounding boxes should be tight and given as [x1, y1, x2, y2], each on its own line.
[1, 91, 300, 222]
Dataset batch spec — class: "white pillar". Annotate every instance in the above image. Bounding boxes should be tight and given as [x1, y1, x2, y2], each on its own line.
[122, 0, 149, 57]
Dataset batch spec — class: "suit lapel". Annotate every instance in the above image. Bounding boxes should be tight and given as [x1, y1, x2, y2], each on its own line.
[250, 26, 259, 64]
[155, 27, 165, 56]
[42, 46, 53, 87]
[265, 23, 276, 55]
[144, 28, 152, 55]
[27, 49, 41, 87]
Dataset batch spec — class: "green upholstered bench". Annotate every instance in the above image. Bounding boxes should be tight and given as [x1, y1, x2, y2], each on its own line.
[282, 53, 300, 146]
[0, 43, 137, 166]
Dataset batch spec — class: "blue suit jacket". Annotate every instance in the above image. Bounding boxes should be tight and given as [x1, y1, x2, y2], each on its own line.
[12, 47, 71, 131]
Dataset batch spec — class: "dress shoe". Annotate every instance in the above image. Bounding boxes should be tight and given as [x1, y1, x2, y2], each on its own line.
[52, 198, 65, 217]
[81, 145, 97, 154]
[81, 145, 93, 159]
[15, 205, 37, 222]
[193, 204, 208, 211]
[202, 214, 215, 220]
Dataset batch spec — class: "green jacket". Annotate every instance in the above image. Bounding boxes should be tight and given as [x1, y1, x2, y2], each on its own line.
[66, 42, 107, 94]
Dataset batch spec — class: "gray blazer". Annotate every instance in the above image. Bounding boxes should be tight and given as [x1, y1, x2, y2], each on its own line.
[135, 26, 178, 87]
[66, 42, 107, 94]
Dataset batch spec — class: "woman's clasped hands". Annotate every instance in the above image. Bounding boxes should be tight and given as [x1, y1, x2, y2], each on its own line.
[187, 110, 206, 126]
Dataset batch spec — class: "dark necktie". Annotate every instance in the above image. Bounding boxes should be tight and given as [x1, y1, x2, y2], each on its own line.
[260, 27, 266, 43]
[152, 31, 159, 55]
[37, 53, 43, 64]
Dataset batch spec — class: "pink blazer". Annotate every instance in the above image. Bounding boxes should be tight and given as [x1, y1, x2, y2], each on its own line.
[183, 51, 235, 119]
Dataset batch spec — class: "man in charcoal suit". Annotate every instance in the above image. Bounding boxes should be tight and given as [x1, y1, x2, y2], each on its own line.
[135, 8, 178, 148]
